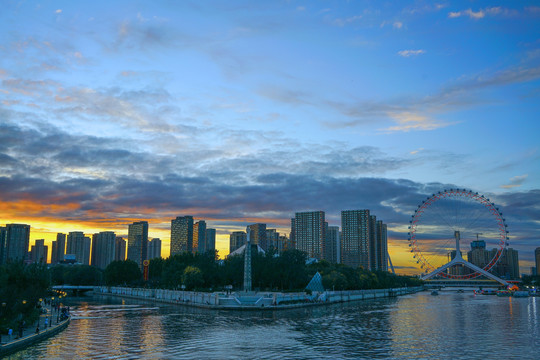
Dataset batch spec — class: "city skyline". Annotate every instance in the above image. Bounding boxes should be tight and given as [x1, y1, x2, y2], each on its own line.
[1, 1, 539, 274]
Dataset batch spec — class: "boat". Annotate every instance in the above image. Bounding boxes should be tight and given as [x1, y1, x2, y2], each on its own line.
[496, 290, 512, 297]
[431, 290, 439, 296]
[475, 289, 496, 295]
[457, 289, 464, 293]
[513, 291, 529, 298]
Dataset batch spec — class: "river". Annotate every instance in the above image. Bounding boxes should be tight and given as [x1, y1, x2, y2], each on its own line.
[8, 291, 539, 359]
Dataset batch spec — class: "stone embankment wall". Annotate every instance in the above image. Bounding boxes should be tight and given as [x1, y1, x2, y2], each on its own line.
[95, 286, 423, 309]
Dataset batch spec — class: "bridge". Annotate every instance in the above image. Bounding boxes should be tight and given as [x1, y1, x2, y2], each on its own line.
[424, 279, 504, 289]
[52, 285, 95, 295]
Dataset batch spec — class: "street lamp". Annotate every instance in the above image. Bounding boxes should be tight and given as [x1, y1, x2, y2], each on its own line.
[181, 284, 186, 302]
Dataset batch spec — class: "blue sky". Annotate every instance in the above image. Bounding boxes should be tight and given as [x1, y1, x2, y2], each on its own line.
[1, 0, 539, 273]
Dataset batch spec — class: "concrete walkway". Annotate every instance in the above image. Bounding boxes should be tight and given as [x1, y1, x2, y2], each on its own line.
[0, 302, 70, 357]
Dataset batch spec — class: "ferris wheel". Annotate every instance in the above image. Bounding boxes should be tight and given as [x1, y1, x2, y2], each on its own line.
[408, 189, 509, 280]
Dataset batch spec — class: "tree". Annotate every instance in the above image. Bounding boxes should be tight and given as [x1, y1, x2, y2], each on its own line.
[104, 260, 142, 286]
[182, 266, 204, 290]
[0, 262, 50, 331]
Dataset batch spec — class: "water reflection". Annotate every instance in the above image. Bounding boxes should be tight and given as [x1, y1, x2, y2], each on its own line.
[9, 292, 539, 359]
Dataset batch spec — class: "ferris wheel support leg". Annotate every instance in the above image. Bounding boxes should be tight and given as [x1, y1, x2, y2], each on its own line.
[421, 258, 508, 287]
[388, 251, 395, 274]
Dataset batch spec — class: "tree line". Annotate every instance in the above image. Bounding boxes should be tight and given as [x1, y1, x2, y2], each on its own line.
[103, 247, 423, 291]
[0, 262, 50, 333]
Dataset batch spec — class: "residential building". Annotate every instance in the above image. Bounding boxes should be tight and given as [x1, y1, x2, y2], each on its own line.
[289, 218, 296, 249]
[369, 215, 378, 270]
[127, 221, 149, 268]
[148, 238, 162, 260]
[0, 226, 6, 264]
[115, 237, 126, 261]
[91, 231, 116, 269]
[491, 248, 520, 280]
[247, 224, 267, 251]
[294, 211, 325, 260]
[206, 228, 216, 253]
[266, 229, 279, 250]
[29, 239, 48, 264]
[230, 231, 246, 253]
[376, 220, 388, 271]
[536, 247, 540, 275]
[193, 220, 207, 253]
[66, 232, 91, 265]
[326, 225, 340, 263]
[51, 233, 66, 264]
[341, 210, 370, 269]
[170, 216, 193, 255]
[467, 240, 491, 270]
[2, 223, 31, 263]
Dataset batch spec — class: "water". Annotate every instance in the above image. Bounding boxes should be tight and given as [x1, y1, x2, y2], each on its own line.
[8, 291, 539, 359]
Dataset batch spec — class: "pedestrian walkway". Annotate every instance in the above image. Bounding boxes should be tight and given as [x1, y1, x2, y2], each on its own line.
[0, 300, 71, 357]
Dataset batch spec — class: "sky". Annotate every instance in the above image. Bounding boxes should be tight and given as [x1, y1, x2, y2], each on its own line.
[1, 0, 539, 275]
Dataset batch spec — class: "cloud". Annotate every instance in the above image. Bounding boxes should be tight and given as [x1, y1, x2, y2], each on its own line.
[333, 15, 363, 27]
[55, 9, 62, 14]
[501, 175, 528, 189]
[393, 21, 403, 29]
[398, 49, 425, 57]
[448, 7, 518, 19]
[381, 112, 451, 132]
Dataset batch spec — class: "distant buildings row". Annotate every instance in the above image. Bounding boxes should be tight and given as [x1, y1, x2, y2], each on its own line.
[5, 214, 537, 276]
[0, 223, 163, 270]
[448, 240, 529, 280]
[0, 218, 218, 270]
[227, 210, 389, 272]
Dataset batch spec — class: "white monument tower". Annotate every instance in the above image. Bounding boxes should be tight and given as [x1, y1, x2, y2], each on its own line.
[243, 228, 252, 292]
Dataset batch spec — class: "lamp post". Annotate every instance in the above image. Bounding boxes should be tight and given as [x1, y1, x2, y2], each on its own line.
[181, 284, 186, 302]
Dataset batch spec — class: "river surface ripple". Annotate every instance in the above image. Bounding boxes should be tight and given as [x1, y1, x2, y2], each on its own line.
[10, 291, 539, 359]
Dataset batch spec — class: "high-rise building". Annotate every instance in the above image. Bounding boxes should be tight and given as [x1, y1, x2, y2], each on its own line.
[247, 224, 267, 251]
[51, 233, 66, 264]
[206, 229, 216, 253]
[266, 229, 279, 250]
[2, 224, 31, 263]
[369, 215, 379, 270]
[376, 220, 388, 271]
[467, 240, 490, 270]
[326, 225, 340, 263]
[91, 231, 116, 269]
[289, 218, 296, 249]
[193, 220, 207, 253]
[29, 239, 48, 264]
[66, 232, 91, 265]
[341, 210, 370, 269]
[230, 231, 246, 253]
[115, 237, 126, 261]
[491, 248, 519, 280]
[278, 235, 288, 253]
[170, 216, 193, 255]
[148, 238, 162, 260]
[535, 247, 540, 275]
[294, 211, 325, 260]
[127, 221, 149, 268]
[0, 226, 6, 264]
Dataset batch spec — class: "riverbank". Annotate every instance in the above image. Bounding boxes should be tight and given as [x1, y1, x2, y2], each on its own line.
[95, 286, 424, 310]
[0, 317, 70, 358]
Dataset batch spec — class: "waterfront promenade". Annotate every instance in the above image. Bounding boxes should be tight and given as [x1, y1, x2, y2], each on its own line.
[0, 301, 71, 358]
[95, 286, 424, 309]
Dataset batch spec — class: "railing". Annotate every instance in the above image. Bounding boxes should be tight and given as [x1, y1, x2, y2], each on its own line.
[96, 286, 424, 308]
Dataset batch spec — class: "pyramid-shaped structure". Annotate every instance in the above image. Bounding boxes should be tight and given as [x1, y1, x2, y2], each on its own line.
[306, 272, 325, 293]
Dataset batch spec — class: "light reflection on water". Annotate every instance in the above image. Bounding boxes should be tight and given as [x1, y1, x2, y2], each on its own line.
[9, 292, 539, 359]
